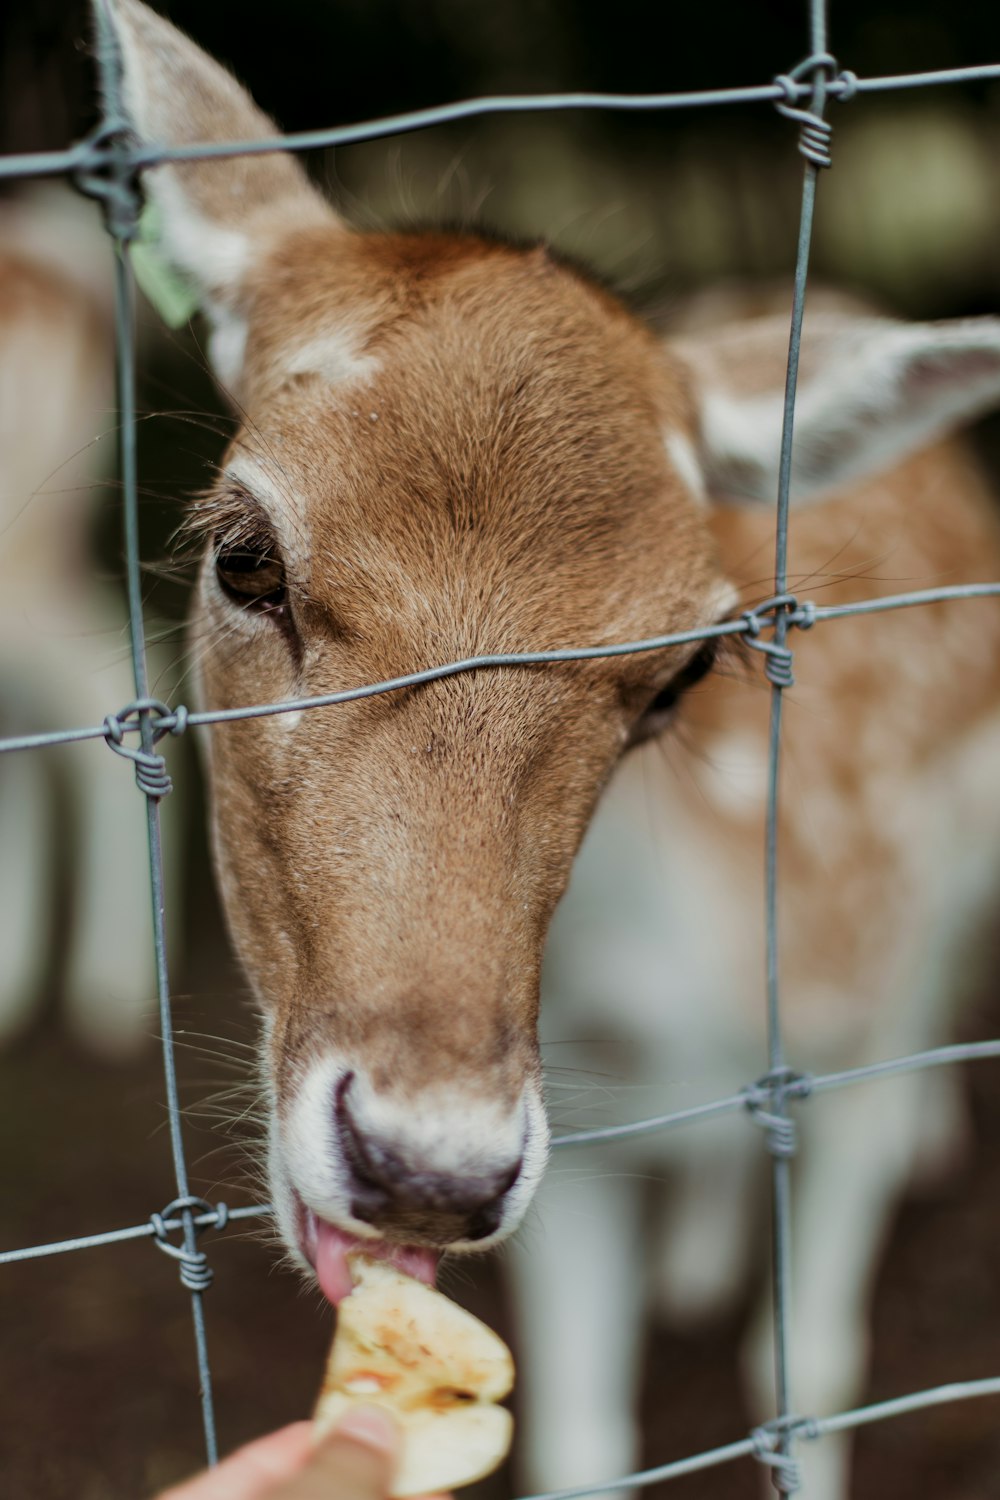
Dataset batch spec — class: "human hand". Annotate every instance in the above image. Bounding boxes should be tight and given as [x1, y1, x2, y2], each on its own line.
[156, 1406, 441, 1500]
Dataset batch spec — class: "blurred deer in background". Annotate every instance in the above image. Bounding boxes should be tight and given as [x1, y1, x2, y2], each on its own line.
[509, 288, 1000, 1500]
[99, 3, 1000, 1495]
[0, 185, 181, 1057]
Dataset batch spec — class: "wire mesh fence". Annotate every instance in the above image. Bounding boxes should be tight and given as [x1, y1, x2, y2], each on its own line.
[2, 0, 1000, 1494]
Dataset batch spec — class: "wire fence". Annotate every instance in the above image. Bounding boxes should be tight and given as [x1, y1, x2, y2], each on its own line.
[2, 0, 1000, 1495]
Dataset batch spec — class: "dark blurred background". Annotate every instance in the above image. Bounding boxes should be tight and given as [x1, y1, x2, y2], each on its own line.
[1, 3, 999, 1497]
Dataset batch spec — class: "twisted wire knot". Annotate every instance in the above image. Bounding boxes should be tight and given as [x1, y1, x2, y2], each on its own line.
[103, 698, 188, 800]
[751, 1424, 803, 1494]
[150, 1196, 229, 1293]
[834, 70, 859, 103]
[741, 595, 802, 688]
[773, 53, 843, 168]
[72, 119, 144, 242]
[742, 1069, 813, 1159]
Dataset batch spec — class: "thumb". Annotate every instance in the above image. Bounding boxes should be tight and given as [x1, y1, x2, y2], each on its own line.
[275, 1407, 399, 1500]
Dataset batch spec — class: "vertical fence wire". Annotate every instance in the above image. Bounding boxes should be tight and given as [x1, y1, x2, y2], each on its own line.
[92, 0, 219, 1463]
[762, 4, 832, 1489]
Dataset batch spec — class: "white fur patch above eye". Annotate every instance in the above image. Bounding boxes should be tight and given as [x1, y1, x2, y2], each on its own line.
[282, 330, 380, 386]
[223, 453, 288, 506]
[707, 577, 740, 621]
[221, 452, 309, 573]
[664, 429, 708, 506]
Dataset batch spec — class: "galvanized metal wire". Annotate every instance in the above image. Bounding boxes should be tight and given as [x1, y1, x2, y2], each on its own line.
[2, 0, 1000, 1493]
[753, 10, 837, 1487]
[4, 58, 1000, 186]
[4, 585, 1000, 758]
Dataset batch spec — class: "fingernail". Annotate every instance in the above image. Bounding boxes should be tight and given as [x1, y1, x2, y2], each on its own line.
[331, 1403, 398, 1455]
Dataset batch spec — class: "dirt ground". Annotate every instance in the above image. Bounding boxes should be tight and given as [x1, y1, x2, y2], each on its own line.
[1, 842, 999, 1500]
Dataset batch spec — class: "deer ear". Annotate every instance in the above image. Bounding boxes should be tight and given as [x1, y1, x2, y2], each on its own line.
[95, 0, 338, 384]
[673, 314, 1000, 505]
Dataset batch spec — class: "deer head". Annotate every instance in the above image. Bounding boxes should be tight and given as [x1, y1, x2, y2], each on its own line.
[101, 0, 1000, 1301]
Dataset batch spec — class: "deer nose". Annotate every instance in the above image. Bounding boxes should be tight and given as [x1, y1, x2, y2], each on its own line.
[335, 1072, 523, 1243]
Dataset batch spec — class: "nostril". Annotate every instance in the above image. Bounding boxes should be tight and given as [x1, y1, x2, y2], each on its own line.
[334, 1072, 525, 1238]
[463, 1155, 522, 1240]
[335, 1070, 394, 1192]
[466, 1204, 503, 1241]
[337, 1072, 418, 1224]
[334, 1070, 357, 1123]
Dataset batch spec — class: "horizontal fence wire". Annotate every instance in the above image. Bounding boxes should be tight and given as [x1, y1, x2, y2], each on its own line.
[1, 1204, 266, 1266]
[6, 1035, 1000, 1269]
[3, 59, 1000, 184]
[519, 1376, 1000, 1500]
[3, 0, 1000, 1493]
[4, 583, 1000, 757]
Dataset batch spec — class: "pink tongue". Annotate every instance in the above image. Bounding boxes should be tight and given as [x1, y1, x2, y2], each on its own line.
[313, 1219, 440, 1306]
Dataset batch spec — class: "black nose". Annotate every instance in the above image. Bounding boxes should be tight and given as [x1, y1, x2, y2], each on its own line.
[335, 1074, 522, 1243]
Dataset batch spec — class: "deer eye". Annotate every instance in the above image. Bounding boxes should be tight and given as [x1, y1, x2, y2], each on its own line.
[647, 638, 718, 716]
[215, 536, 287, 611]
[631, 638, 719, 744]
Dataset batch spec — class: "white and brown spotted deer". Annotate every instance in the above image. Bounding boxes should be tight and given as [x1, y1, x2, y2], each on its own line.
[0, 185, 184, 1058]
[101, 4, 1000, 1495]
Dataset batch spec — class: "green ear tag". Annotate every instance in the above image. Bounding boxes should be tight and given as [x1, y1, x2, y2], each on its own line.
[130, 200, 201, 329]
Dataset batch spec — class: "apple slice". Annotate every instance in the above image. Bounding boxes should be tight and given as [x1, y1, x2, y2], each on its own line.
[314, 1255, 514, 1496]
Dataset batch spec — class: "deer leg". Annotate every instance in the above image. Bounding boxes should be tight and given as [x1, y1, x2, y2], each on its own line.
[654, 1116, 760, 1326]
[507, 1159, 646, 1499]
[0, 748, 52, 1042]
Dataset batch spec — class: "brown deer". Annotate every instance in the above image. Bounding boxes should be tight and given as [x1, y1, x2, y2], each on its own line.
[101, 4, 1000, 1495]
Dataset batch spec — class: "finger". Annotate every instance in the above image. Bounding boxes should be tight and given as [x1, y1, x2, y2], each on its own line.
[273, 1406, 399, 1500]
[157, 1423, 316, 1500]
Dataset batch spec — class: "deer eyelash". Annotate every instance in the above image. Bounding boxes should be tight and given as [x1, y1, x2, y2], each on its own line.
[180, 488, 278, 553]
